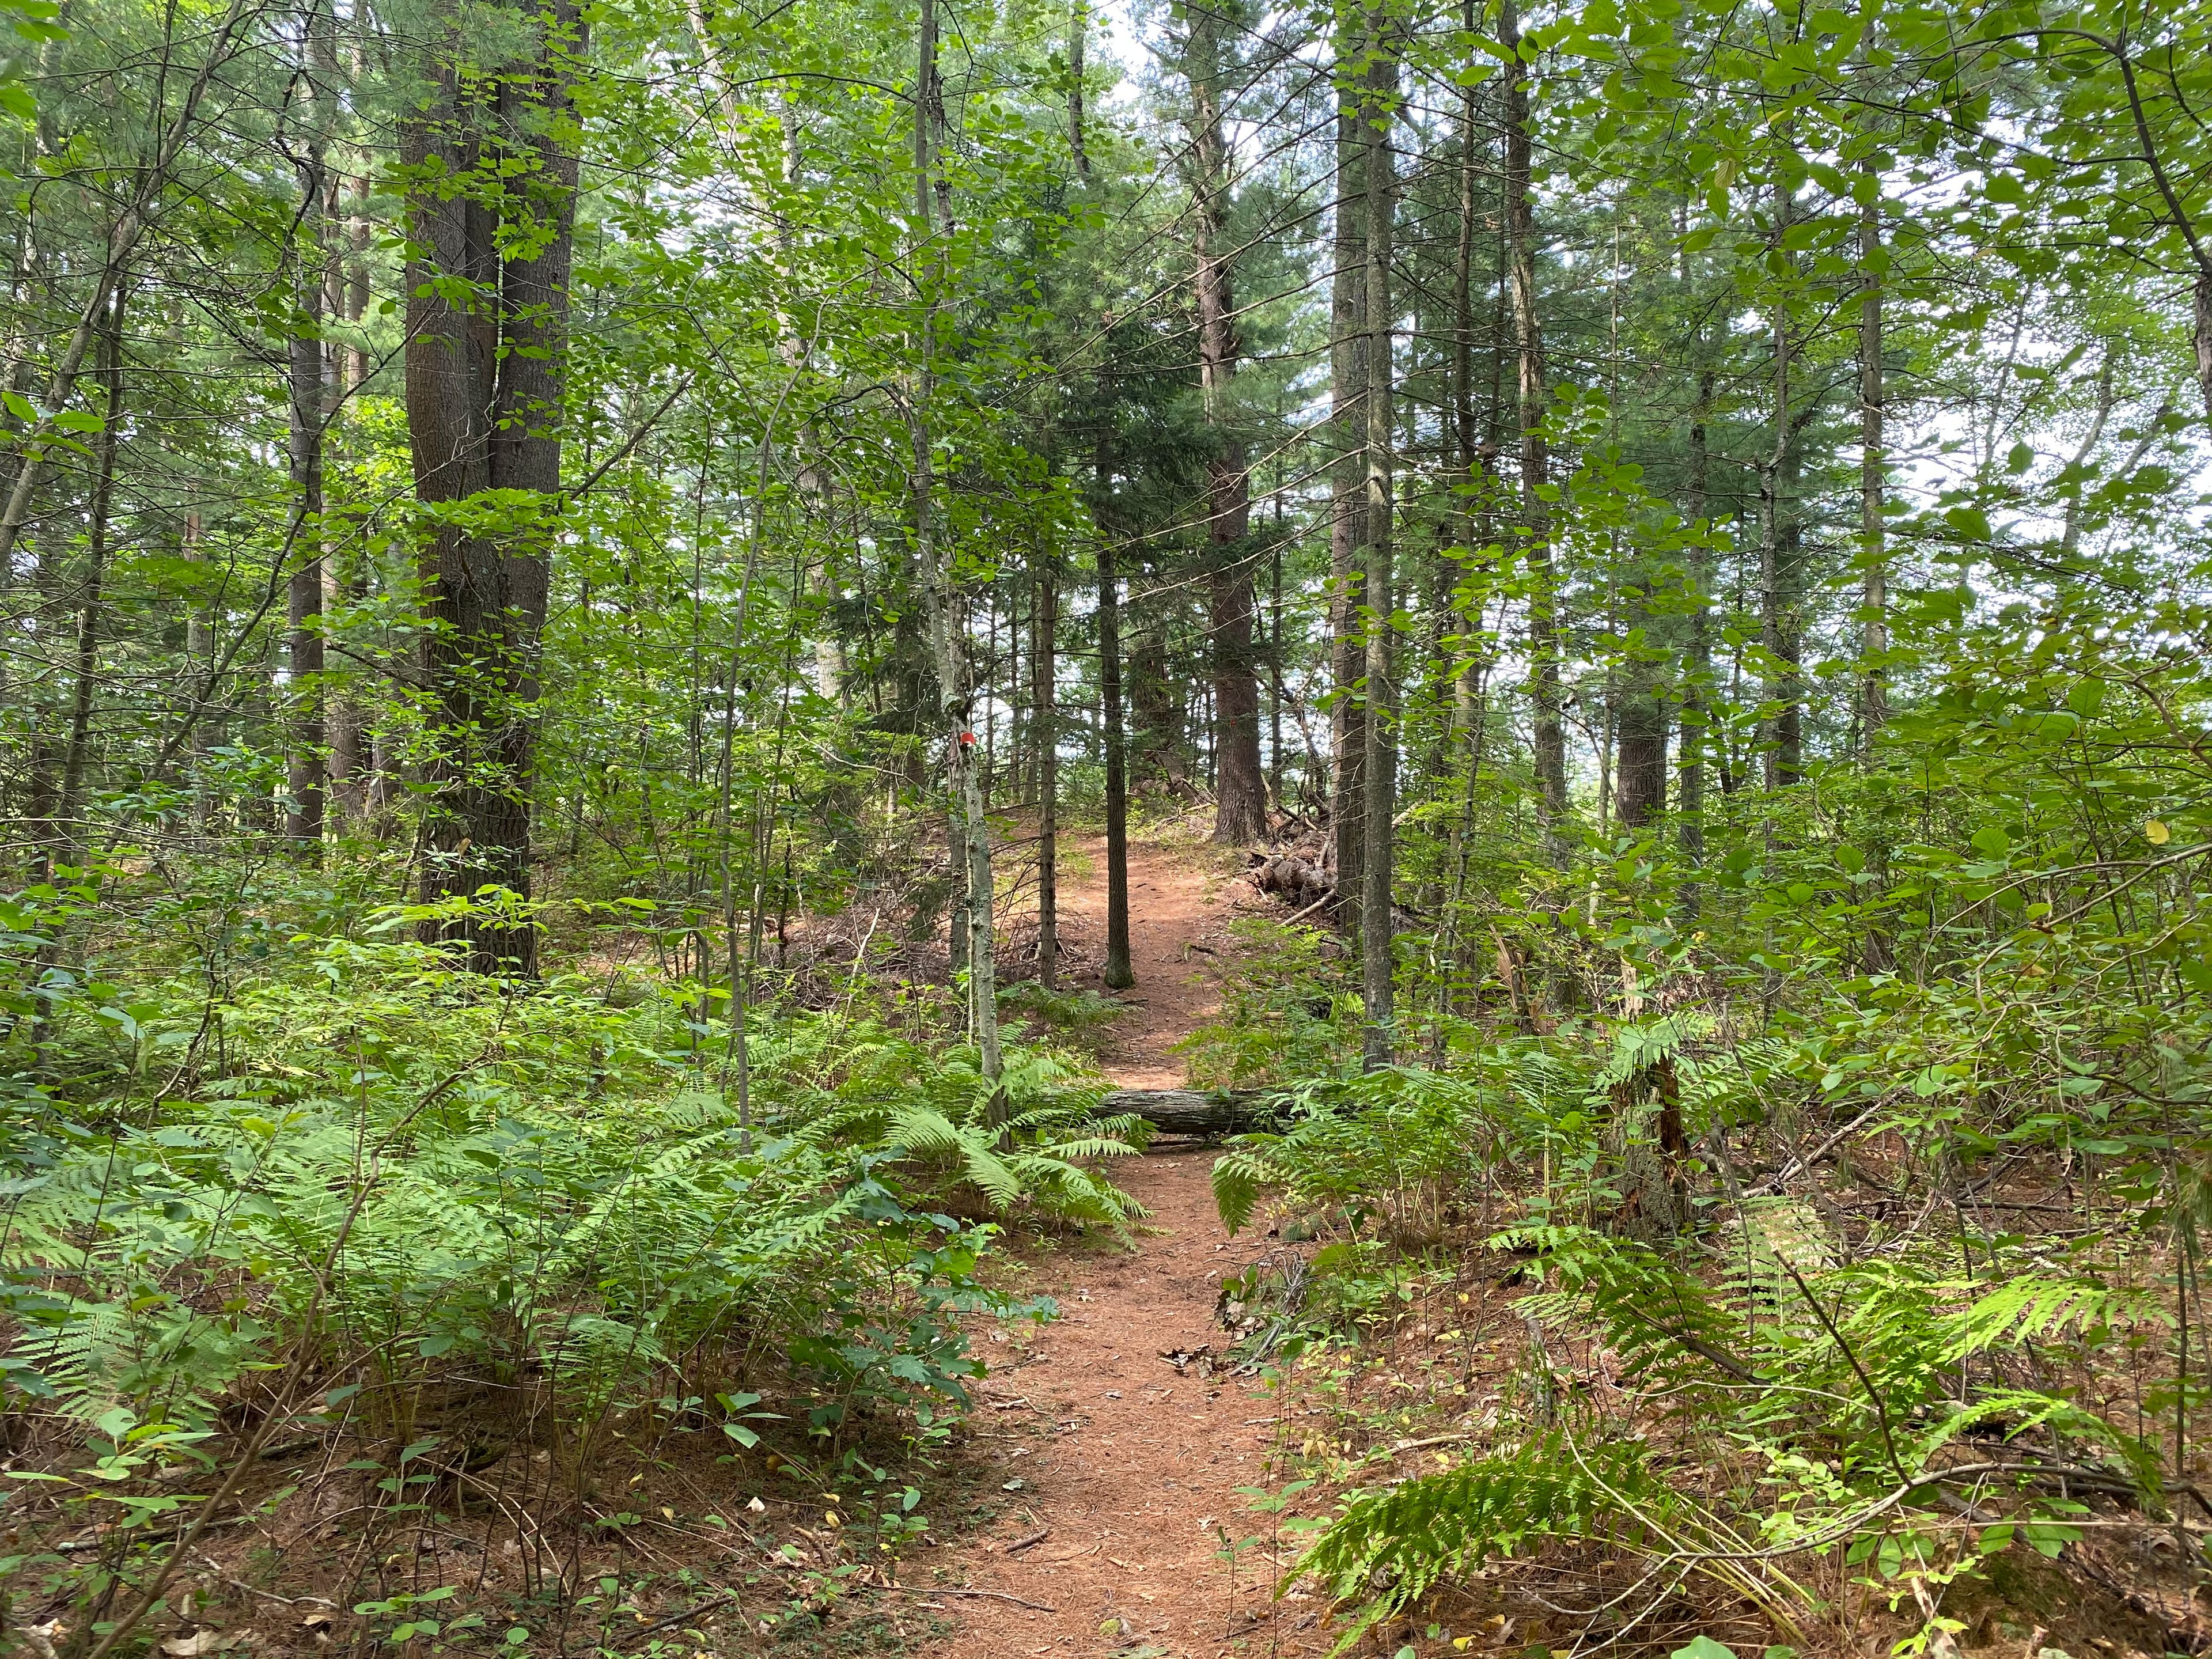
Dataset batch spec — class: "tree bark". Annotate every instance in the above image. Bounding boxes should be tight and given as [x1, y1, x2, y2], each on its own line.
[1180, 5, 1267, 846]
[286, 2, 334, 852]
[403, 0, 582, 975]
[1033, 547, 1059, 988]
[1857, 180, 1887, 750]
[908, 0, 1004, 1111]
[1502, 0, 1567, 860]
[1099, 475, 1134, 991]
[53, 283, 128, 866]
[1357, 13, 1396, 1071]
[1097, 1088, 1293, 1136]
[1760, 180, 1803, 793]
[1677, 363, 1714, 922]
[1067, 0, 1090, 178]
[1328, 79, 1366, 929]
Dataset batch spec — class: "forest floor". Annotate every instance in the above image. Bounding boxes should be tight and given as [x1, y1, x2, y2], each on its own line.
[915, 831, 1336, 1659]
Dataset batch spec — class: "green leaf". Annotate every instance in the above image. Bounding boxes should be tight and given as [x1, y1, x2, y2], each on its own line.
[1671, 1639, 1739, 1659]
[1943, 505, 1991, 541]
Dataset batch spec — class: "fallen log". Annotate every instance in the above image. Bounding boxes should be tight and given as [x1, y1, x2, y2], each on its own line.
[1097, 1088, 1291, 1136]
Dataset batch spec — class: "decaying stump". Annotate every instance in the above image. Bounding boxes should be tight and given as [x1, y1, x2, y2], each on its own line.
[1245, 850, 1333, 912]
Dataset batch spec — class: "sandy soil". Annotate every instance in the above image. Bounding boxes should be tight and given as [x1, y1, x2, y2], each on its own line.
[914, 835, 1333, 1658]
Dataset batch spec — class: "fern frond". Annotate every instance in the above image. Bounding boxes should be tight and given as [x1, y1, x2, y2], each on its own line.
[1293, 1432, 1662, 1653]
[1937, 1275, 2137, 1362]
[1212, 1143, 1285, 1236]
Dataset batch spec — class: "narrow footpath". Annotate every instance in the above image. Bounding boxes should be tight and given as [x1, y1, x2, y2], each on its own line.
[926, 836, 1333, 1659]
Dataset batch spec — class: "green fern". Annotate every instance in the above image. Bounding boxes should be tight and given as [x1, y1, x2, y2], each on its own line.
[1291, 1432, 1667, 1653]
[1211, 1141, 1286, 1235]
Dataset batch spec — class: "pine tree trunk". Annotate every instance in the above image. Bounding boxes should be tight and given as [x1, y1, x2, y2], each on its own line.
[1033, 548, 1059, 988]
[1677, 364, 1714, 922]
[1328, 81, 1366, 929]
[1858, 184, 1887, 749]
[1099, 492, 1134, 992]
[1183, 9, 1266, 846]
[285, 12, 330, 853]
[1357, 16, 1396, 1071]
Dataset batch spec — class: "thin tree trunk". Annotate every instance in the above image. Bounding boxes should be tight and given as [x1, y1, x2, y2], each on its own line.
[1067, 0, 1090, 178]
[1033, 546, 1058, 988]
[1098, 425, 1134, 991]
[1857, 183, 1887, 749]
[54, 284, 129, 865]
[1760, 180, 1802, 793]
[184, 509, 214, 831]
[286, 6, 333, 851]
[1357, 14, 1396, 1070]
[1328, 78, 1366, 927]
[1502, 0, 1567, 859]
[1678, 364, 1714, 922]
[910, 0, 1003, 1109]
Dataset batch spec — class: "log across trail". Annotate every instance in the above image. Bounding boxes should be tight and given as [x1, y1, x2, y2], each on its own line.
[923, 834, 1334, 1658]
[1099, 1087, 1290, 1136]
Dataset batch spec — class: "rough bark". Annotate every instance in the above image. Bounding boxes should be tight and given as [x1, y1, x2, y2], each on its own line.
[403, 0, 582, 975]
[1614, 675, 1666, 831]
[286, 4, 333, 851]
[1098, 1088, 1293, 1136]
[1328, 83, 1366, 930]
[1357, 14, 1396, 1071]
[1182, 5, 1267, 846]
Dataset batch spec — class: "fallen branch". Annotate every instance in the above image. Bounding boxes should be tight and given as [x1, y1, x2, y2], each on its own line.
[869, 1582, 1057, 1613]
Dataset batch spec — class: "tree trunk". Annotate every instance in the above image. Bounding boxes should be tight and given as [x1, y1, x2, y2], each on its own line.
[1502, 0, 1567, 860]
[1099, 483, 1134, 992]
[403, 0, 582, 975]
[1357, 16, 1396, 1071]
[909, 0, 1003, 1113]
[1858, 180, 1887, 750]
[286, 7, 332, 852]
[1328, 80, 1366, 930]
[1097, 1088, 1292, 1136]
[1760, 180, 1802, 794]
[53, 284, 128, 866]
[1033, 547, 1059, 988]
[1182, 7, 1267, 846]
[1677, 363, 1714, 922]
[1067, 0, 1090, 179]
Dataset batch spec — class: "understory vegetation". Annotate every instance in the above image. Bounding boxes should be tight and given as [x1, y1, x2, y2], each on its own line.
[1, 0, 2209, 1650]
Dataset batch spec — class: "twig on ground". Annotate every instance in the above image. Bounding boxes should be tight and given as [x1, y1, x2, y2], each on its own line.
[190, 1552, 339, 1609]
[870, 1582, 1057, 1612]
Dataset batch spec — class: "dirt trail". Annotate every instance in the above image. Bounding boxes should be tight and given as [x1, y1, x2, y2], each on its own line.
[919, 837, 1331, 1659]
